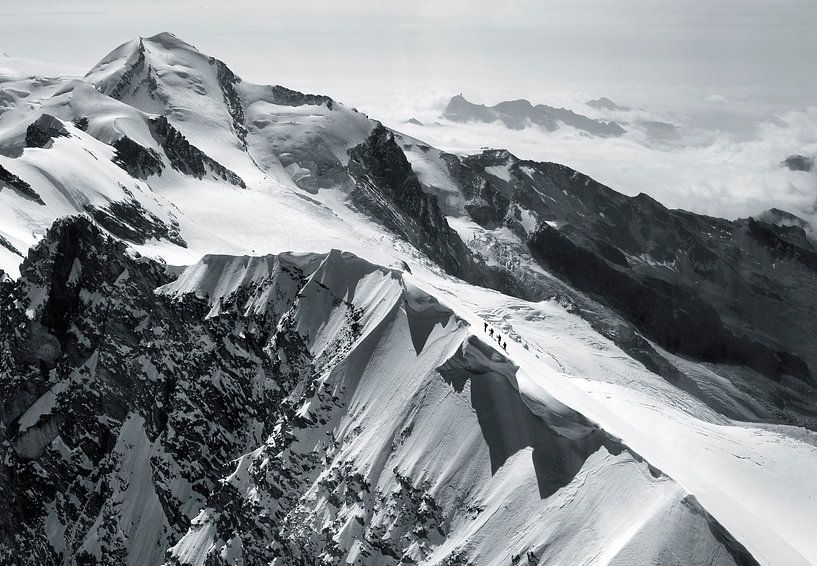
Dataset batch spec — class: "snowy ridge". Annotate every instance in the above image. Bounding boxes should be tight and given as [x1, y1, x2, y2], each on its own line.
[158, 242, 756, 566]
[0, 33, 816, 566]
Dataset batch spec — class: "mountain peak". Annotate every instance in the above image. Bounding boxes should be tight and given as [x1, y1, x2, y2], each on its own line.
[445, 93, 625, 136]
[141, 31, 191, 48]
[85, 32, 207, 91]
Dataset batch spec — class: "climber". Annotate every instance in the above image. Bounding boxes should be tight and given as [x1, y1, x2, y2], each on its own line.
[489, 328, 494, 338]
[483, 322, 488, 332]
[502, 341, 508, 351]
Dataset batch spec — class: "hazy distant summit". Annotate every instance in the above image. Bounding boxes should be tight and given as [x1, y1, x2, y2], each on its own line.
[586, 96, 631, 112]
[782, 154, 815, 173]
[444, 94, 626, 137]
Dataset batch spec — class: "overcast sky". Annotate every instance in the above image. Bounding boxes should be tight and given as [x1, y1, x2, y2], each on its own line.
[1, 0, 815, 111]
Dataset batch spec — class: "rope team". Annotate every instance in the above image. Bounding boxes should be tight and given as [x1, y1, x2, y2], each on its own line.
[483, 321, 507, 351]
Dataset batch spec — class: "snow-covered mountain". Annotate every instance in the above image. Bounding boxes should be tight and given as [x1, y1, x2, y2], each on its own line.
[1, 32, 817, 566]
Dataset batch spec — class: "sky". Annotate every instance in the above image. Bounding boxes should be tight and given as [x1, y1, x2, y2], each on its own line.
[1, 0, 816, 221]
[2, 1, 815, 101]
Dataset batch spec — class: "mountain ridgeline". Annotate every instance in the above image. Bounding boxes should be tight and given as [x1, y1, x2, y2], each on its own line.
[443, 94, 627, 136]
[0, 32, 814, 565]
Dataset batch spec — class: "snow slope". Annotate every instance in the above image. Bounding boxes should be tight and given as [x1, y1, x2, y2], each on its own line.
[157, 248, 756, 566]
[0, 33, 815, 566]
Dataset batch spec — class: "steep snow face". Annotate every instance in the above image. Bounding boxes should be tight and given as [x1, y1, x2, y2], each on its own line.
[1, 33, 816, 566]
[0, 219, 759, 565]
[413, 273, 817, 566]
[240, 81, 375, 190]
[159, 252, 324, 318]
[85, 32, 375, 189]
[85, 33, 260, 183]
[0, 32, 383, 279]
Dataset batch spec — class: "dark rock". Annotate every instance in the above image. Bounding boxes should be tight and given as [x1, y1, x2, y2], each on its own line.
[270, 85, 333, 109]
[209, 57, 248, 144]
[72, 117, 89, 131]
[107, 39, 146, 99]
[85, 198, 186, 247]
[0, 162, 44, 204]
[149, 116, 246, 187]
[0, 233, 22, 257]
[24, 114, 69, 149]
[112, 136, 164, 179]
[348, 124, 469, 276]
[782, 154, 815, 172]
[528, 223, 809, 382]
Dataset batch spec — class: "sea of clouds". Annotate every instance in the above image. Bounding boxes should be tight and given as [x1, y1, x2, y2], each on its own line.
[336, 83, 817, 229]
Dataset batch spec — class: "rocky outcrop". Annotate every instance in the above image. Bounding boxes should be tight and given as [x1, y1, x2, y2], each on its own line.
[430, 148, 817, 426]
[112, 136, 164, 179]
[270, 85, 333, 109]
[24, 114, 69, 149]
[149, 116, 245, 187]
[528, 223, 808, 382]
[0, 163, 43, 204]
[107, 39, 147, 99]
[85, 198, 186, 247]
[348, 124, 470, 277]
[782, 154, 814, 172]
[210, 57, 248, 144]
[0, 234, 22, 257]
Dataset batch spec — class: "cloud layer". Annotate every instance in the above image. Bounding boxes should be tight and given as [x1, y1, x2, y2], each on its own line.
[366, 89, 817, 227]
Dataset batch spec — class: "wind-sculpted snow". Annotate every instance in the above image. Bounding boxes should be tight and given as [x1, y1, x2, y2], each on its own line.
[0, 32, 815, 565]
[437, 334, 613, 498]
[398, 136, 817, 428]
[0, 216, 761, 565]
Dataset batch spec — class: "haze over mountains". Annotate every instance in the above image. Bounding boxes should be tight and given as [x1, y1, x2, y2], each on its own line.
[1, 32, 816, 566]
[443, 94, 627, 137]
[389, 91, 817, 226]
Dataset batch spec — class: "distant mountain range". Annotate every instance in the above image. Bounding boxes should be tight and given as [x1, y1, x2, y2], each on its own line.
[443, 94, 627, 136]
[1, 32, 816, 566]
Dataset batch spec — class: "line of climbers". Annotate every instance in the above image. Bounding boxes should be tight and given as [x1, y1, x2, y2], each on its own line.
[483, 321, 508, 351]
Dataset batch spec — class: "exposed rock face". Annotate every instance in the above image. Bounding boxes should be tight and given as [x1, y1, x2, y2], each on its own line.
[406, 147, 817, 427]
[149, 116, 246, 187]
[269, 85, 333, 109]
[106, 38, 147, 99]
[0, 217, 282, 563]
[112, 136, 164, 179]
[0, 162, 43, 204]
[72, 117, 90, 131]
[0, 218, 756, 565]
[24, 114, 69, 149]
[527, 223, 807, 381]
[0, 234, 22, 257]
[444, 94, 626, 137]
[85, 198, 186, 247]
[209, 57, 248, 144]
[348, 124, 470, 277]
